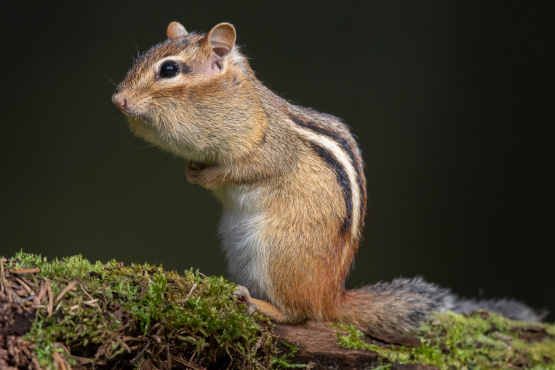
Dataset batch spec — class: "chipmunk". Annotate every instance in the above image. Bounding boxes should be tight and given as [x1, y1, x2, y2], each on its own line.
[112, 21, 544, 333]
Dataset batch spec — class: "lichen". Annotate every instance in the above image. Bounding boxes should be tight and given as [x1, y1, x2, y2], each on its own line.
[334, 311, 555, 369]
[1, 251, 278, 369]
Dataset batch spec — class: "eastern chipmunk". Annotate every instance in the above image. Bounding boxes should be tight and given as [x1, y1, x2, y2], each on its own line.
[112, 22, 543, 332]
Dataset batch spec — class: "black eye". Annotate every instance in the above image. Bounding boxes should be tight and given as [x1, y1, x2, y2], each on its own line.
[160, 61, 179, 78]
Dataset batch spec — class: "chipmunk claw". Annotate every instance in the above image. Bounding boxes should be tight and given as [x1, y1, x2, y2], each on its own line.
[233, 285, 257, 315]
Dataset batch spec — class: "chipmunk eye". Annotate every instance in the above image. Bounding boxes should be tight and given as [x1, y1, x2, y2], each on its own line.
[160, 61, 179, 78]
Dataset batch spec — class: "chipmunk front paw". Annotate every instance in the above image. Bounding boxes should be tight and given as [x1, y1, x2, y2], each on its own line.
[185, 161, 223, 189]
[233, 285, 258, 315]
[185, 161, 206, 184]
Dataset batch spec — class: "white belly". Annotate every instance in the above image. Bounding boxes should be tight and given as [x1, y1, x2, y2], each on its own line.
[215, 184, 272, 300]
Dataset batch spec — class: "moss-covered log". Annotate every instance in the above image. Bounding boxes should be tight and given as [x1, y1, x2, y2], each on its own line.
[0, 253, 554, 370]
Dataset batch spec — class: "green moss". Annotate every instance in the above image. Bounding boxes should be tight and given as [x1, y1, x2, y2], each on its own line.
[270, 343, 306, 369]
[4, 252, 554, 370]
[333, 312, 555, 370]
[5, 251, 278, 369]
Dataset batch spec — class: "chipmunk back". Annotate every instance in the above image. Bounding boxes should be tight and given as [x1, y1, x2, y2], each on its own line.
[112, 21, 544, 332]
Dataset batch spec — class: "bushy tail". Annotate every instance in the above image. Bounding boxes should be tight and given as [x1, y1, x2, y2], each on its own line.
[340, 277, 546, 333]
[449, 296, 546, 323]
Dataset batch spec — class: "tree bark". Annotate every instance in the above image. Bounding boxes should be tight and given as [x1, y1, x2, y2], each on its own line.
[274, 322, 437, 370]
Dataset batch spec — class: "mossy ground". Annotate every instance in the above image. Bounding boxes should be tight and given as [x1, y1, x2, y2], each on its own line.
[334, 311, 555, 369]
[1, 252, 553, 370]
[0, 252, 279, 369]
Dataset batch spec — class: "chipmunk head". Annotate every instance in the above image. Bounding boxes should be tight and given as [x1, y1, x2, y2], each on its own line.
[112, 22, 266, 163]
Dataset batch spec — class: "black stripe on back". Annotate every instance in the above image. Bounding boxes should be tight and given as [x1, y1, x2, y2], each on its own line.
[309, 143, 353, 235]
[288, 113, 365, 230]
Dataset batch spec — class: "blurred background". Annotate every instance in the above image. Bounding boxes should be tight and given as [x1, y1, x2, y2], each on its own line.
[0, 2, 553, 320]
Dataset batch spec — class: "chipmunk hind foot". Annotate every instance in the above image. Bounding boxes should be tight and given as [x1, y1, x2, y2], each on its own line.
[233, 285, 304, 324]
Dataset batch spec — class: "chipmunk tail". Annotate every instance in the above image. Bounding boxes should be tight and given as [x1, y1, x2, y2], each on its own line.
[339, 277, 546, 334]
[450, 296, 547, 323]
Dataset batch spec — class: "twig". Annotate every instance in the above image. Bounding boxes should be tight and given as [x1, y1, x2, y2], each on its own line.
[166, 344, 172, 370]
[10, 267, 40, 274]
[0, 258, 9, 301]
[66, 355, 106, 365]
[14, 277, 33, 293]
[56, 280, 78, 302]
[149, 322, 162, 333]
[123, 336, 141, 342]
[109, 354, 124, 370]
[83, 298, 99, 305]
[15, 276, 37, 302]
[130, 342, 150, 364]
[80, 283, 103, 312]
[21, 276, 38, 287]
[225, 359, 233, 370]
[36, 281, 46, 304]
[80, 283, 94, 300]
[46, 279, 54, 317]
[253, 336, 264, 352]
[68, 304, 80, 315]
[179, 283, 198, 303]
[0, 261, 4, 294]
[56, 342, 72, 355]
[170, 354, 206, 370]
[51, 350, 68, 370]
[119, 339, 131, 353]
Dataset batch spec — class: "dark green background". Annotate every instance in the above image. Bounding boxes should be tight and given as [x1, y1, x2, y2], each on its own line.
[1, 2, 553, 320]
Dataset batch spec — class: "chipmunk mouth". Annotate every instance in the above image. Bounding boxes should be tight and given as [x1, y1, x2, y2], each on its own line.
[112, 94, 153, 125]
[123, 112, 149, 124]
[137, 114, 148, 124]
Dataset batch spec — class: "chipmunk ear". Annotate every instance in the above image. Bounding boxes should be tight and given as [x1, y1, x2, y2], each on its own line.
[167, 22, 188, 38]
[206, 23, 236, 58]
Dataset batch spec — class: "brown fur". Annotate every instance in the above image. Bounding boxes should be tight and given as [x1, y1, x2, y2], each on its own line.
[111, 22, 396, 330]
[112, 22, 542, 334]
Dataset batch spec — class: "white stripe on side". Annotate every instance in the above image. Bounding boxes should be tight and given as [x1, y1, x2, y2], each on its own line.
[290, 125, 361, 239]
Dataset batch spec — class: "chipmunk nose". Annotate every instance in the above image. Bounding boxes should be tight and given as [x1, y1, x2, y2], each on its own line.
[112, 95, 128, 110]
